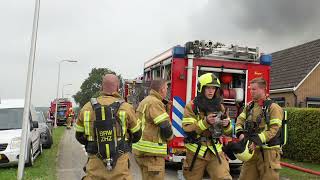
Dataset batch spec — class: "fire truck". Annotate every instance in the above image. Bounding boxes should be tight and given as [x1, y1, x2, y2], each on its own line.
[49, 98, 73, 126]
[142, 40, 272, 165]
[123, 76, 148, 109]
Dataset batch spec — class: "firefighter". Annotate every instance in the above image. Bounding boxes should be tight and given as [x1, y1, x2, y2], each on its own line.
[132, 79, 173, 180]
[235, 77, 283, 180]
[66, 107, 73, 129]
[182, 73, 232, 180]
[75, 74, 142, 180]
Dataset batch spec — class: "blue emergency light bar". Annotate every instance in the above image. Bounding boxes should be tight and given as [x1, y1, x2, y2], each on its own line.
[172, 46, 186, 58]
[260, 54, 272, 66]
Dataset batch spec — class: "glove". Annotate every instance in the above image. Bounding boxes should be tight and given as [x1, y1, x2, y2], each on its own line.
[222, 139, 247, 160]
[162, 99, 169, 105]
[222, 143, 237, 160]
[162, 99, 172, 114]
[249, 133, 263, 146]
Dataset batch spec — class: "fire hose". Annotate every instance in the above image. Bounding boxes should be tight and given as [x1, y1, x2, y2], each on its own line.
[280, 162, 320, 176]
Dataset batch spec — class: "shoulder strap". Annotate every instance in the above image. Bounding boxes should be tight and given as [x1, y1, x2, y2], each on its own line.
[108, 99, 125, 116]
[245, 101, 255, 117]
[192, 99, 199, 116]
[90, 98, 103, 121]
[90, 98, 100, 109]
[263, 100, 273, 125]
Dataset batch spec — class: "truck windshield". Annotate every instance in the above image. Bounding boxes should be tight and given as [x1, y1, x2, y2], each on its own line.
[0, 108, 23, 130]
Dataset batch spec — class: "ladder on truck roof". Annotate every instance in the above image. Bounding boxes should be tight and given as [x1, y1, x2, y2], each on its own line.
[185, 40, 260, 62]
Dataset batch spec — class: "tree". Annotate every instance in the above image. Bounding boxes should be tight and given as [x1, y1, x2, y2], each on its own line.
[73, 68, 123, 107]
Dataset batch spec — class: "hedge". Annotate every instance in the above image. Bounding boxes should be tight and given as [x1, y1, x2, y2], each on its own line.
[282, 108, 320, 163]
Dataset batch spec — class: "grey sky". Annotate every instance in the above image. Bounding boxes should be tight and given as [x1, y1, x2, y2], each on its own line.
[1, 0, 319, 107]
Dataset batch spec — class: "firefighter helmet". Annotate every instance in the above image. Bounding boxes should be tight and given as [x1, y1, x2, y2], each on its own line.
[197, 73, 221, 92]
[234, 140, 255, 162]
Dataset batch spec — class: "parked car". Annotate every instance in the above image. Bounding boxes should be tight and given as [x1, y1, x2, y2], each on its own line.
[0, 99, 42, 167]
[36, 111, 53, 149]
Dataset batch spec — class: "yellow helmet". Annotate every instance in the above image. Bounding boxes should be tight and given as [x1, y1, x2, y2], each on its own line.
[234, 140, 255, 162]
[197, 73, 221, 92]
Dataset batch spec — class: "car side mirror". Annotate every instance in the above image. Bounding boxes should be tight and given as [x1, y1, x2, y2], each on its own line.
[32, 121, 39, 129]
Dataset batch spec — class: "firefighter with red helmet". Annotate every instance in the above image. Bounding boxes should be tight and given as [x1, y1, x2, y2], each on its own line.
[182, 73, 232, 180]
[66, 107, 74, 129]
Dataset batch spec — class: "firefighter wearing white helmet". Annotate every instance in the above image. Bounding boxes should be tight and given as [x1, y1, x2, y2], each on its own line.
[182, 73, 232, 180]
[234, 77, 283, 180]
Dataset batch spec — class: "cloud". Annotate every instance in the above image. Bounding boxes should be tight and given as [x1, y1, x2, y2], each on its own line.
[1, 0, 319, 106]
[233, 0, 320, 36]
[188, 0, 320, 52]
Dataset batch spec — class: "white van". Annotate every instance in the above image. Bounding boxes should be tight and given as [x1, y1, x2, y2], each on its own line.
[0, 99, 42, 167]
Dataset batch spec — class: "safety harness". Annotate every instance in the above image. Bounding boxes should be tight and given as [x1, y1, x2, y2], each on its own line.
[246, 100, 287, 146]
[85, 98, 130, 170]
[185, 99, 223, 171]
[245, 100, 288, 160]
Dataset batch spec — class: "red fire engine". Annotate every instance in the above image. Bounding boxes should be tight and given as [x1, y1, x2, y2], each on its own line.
[123, 76, 147, 109]
[142, 40, 272, 164]
[49, 98, 73, 126]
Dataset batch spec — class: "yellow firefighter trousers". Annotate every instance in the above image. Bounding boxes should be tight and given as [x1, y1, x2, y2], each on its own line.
[183, 149, 232, 180]
[134, 156, 165, 180]
[82, 153, 132, 180]
[66, 117, 72, 128]
[239, 148, 281, 180]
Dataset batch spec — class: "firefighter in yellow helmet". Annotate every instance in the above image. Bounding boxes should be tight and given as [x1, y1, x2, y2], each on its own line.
[133, 79, 173, 180]
[75, 74, 142, 180]
[66, 107, 74, 129]
[234, 77, 283, 180]
[182, 73, 232, 180]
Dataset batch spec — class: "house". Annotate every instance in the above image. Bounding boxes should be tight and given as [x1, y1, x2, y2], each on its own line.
[270, 39, 320, 108]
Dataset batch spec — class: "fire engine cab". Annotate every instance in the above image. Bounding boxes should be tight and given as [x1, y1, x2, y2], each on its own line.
[142, 40, 272, 165]
[123, 76, 146, 109]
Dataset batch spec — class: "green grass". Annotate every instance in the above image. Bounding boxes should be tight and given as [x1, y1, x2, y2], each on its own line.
[0, 127, 65, 180]
[280, 158, 320, 180]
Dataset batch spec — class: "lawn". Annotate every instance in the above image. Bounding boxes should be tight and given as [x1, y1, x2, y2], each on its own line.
[0, 127, 65, 180]
[280, 158, 320, 180]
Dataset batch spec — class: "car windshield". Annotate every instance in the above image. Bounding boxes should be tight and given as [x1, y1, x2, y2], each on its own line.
[36, 112, 45, 123]
[0, 108, 23, 130]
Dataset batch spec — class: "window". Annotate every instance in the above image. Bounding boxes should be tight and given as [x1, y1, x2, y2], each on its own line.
[151, 66, 161, 79]
[163, 64, 171, 81]
[306, 97, 320, 108]
[0, 108, 24, 129]
[166, 82, 171, 100]
[144, 71, 151, 81]
[271, 97, 286, 107]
